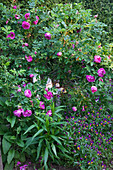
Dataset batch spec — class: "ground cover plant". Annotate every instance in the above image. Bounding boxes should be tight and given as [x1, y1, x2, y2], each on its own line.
[0, 1, 113, 170]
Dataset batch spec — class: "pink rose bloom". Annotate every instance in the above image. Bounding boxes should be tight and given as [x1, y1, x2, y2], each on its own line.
[44, 91, 53, 100]
[45, 33, 51, 40]
[94, 14, 98, 18]
[15, 14, 20, 19]
[57, 52, 62, 56]
[6, 20, 9, 24]
[33, 20, 38, 25]
[13, 109, 24, 117]
[34, 51, 37, 54]
[29, 74, 34, 78]
[99, 78, 103, 82]
[98, 68, 106, 77]
[94, 55, 101, 63]
[86, 75, 95, 82]
[91, 86, 97, 93]
[24, 89, 32, 98]
[82, 106, 85, 111]
[39, 101, 45, 109]
[72, 107, 77, 112]
[25, 55, 33, 62]
[13, 5, 17, 9]
[25, 13, 30, 20]
[7, 32, 15, 39]
[23, 110, 32, 117]
[46, 110, 52, 116]
[22, 21, 30, 29]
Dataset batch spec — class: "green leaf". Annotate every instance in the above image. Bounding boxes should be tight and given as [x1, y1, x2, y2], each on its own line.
[36, 139, 43, 160]
[44, 147, 48, 166]
[35, 116, 45, 124]
[4, 161, 14, 170]
[2, 137, 11, 154]
[23, 124, 36, 135]
[51, 143, 57, 157]
[50, 135, 62, 145]
[7, 149, 15, 164]
[7, 116, 16, 128]
[17, 139, 24, 147]
[32, 129, 44, 140]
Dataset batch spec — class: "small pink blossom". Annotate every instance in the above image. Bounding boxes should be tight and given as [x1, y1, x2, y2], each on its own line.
[91, 86, 97, 93]
[23, 110, 32, 117]
[13, 5, 17, 9]
[98, 68, 106, 77]
[34, 51, 37, 54]
[57, 52, 62, 56]
[23, 84, 26, 87]
[13, 109, 24, 117]
[86, 75, 95, 82]
[98, 45, 101, 48]
[22, 43, 29, 47]
[16, 161, 21, 166]
[6, 20, 9, 24]
[99, 78, 103, 82]
[108, 55, 110, 59]
[39, 101, 45, 109]
[17, 87, 21, 92]
[29, 74, 34, 78]
[33, 20, 38, 25]
[82, 106, 85, 111]
[44, 91, 53, 100]
[45, 33, 51, 40]
[24, 89, 32, 98]
[15, 14, 20, 19]
[7, 32, 15, 39]
[25, 55, 33, 62]
[94, 14, 98, 18]
[77, 28, 81, 33]
[25, 13, 30, 20]
[94, 55, 101, 63]
[72, 107, 77, 112]
[22, 21, 30, 29]
[46, 110, 52, 116]
[36, 16, 39, 20]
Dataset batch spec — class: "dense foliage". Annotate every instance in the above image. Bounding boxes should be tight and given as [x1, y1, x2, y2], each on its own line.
[0, 1, 113, 170]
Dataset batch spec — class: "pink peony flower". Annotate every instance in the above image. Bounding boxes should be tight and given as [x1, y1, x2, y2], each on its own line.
[46, 110, 52, 116]
[86, 75, 95, 82]
[82, 106, 85, 111]
[13, 5, 17, 9]
[72, 107, 77, 112]
[25, 55, 33, 62]
[99, 78, 103, 82]
[94, 55, 101, 63]
[98, 68, 106, 77]
[91, 86, 97, 93]
[23, 110, 32, 117]
[39, 101, 45, 109]
[13, 109, 24, 117]
[24, 89, 32, 98]
[57, 52, 62, 56]
[7, 32, 15, 39]
[29, 74, 34, 78]
[25, 13, 30, 20]
[44, 91, 53, 100]
[45, 33, 51, 40]
[15, 14, 20, 19]
[22, 21, 30, 29]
